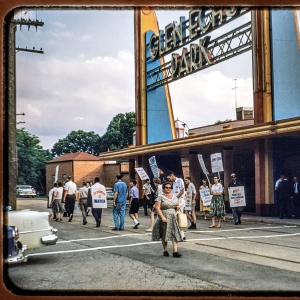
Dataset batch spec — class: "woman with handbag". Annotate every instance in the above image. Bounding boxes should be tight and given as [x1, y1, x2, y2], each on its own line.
[208, 176, 225, 228]
[152, 181, 183, 257]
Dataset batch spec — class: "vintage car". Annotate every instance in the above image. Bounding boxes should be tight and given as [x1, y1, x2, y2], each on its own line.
[16, 185, 37, 198]
[4, 210, 58, 264]
[106, 187, 114, 201]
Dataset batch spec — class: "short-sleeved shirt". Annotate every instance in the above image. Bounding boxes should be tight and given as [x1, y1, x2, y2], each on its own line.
[172, 177, 185, 198]
[54, 187, 63, 199]
[143, 183, 152, 195]
[114, 180, 128, 203]
[211, 183, 223, 194]
[130, 186, 139, 199]
[78, 186, 89, 199]
[64, 181, 77, 195]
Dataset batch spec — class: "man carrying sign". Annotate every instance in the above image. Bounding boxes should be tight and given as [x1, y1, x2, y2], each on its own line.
[87, 177, 106, 227]
[228, 173, 243, 225]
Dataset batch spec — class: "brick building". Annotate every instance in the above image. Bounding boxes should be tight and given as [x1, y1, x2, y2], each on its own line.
[45, 153, 129, 194]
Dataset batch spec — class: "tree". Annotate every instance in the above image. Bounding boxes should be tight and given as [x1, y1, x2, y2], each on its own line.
[17, 128, 52, 188]
[51, 130, 101, 157]
[99, 112, 136, 152]
[214, 119, 233, 124]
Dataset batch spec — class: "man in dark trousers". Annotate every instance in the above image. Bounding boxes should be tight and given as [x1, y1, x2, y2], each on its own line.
[87, 177, 106, 227]
[277, 175, 293, 219]
[228, 173, 243, 225]
[291, 176, 300, 218]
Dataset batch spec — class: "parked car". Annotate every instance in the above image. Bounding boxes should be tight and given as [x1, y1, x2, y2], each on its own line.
[16, 185, 37, 198]
[4, 210, 58, 264]
[106, 187, 114, 200]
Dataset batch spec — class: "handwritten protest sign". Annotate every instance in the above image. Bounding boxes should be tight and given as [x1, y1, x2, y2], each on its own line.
[135, 167, 149, 180]
[199, 188, 212, 206]
[91, 186, 107, 208]
[228, 186, 246, 207]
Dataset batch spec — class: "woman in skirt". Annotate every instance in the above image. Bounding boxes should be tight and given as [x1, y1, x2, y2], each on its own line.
[152, 181, 183, 257]
[208, 176, 225, 228]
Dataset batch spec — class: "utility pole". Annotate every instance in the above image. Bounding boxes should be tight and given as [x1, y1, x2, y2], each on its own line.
[6, 12, 44, 211]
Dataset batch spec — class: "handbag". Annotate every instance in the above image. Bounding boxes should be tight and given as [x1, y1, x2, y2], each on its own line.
[177, 209, 188, 228]
[49, 201, 54, 208]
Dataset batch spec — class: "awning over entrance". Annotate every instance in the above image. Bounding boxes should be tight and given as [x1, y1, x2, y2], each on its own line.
[99, 117, 300, 161]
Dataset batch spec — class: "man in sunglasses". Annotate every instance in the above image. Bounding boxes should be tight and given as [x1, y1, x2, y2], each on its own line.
[228, 173, 243, 225]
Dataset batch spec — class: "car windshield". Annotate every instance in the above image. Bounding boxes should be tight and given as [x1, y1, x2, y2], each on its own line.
[17, 186, 32, 189]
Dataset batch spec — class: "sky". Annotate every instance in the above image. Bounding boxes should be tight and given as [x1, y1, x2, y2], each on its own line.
[15, 8, 260, 150]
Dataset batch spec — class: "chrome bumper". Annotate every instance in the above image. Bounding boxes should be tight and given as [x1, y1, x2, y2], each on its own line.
[41, 234, 58, 245]
[4, 245, 28, 264]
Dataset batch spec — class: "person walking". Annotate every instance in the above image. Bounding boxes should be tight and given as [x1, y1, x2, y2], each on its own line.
[199, 179, 210, 220]
[52, 182, 64, 221]
[208, 176, 225, 228]
[277, 175, 293, 219]
[112, 174, 128, 231]
[184, 177, 197, 229]
[165, 171, 186, 241]
[142, 179, 154, 216]
[291, 176, 300, 218]
[87, 177, 106, 227]
[152, 181, 183, 257]
[86, 181, 93, 216]
[146, 177, 163, 232]
[77, 181, 89, 225]
[228, 173, 243, 225]
[49, 182, 58, 220]
[63, 176, 77, 222]
[129, 180, 140, 229]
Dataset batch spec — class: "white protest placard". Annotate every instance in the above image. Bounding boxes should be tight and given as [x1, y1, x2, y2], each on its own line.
[135, 167, 149, 180]
[210, 153, 224, 173]
[199, 188, 212, 206]
[54, 165, 59, 183]
[228, 186, 246, 207]
[91, 187, 107, 208]
[148, 156, 160, 178]
[184, 189, 193, 211]
[197, 154, 210, 184]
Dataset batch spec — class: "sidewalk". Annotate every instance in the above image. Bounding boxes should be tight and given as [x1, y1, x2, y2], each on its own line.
[195, 211, 300, 226]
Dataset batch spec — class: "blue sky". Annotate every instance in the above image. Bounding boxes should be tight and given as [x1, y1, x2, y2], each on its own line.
[15, 8, 255, 150]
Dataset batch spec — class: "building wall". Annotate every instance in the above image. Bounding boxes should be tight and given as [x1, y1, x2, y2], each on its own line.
[270, 9, 300, 120]
[73, 161, 104, 187]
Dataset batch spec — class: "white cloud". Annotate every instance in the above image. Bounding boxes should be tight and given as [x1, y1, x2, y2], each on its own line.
[52, 21, 66, 28]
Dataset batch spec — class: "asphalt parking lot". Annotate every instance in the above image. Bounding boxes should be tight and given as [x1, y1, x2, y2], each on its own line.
[4, 198, 300, 297]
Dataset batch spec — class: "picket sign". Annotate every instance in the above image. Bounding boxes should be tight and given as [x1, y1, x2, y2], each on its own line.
[184, 189, 192, 211]
[148, 156, 160, 178]
[135, 167, 149, 180]
[210, 153, 224, 173]
[228, 186, 246, 207]
[198, 154, 211, 184]
[199, 188, 212, 206]
[91, 186, 107, 208]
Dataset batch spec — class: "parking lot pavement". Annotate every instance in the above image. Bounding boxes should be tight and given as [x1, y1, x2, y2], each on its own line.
[5, 198, 300, 294]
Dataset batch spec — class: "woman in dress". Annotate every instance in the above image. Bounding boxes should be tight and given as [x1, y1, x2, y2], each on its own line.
[152, 181, 183, 257]
[199, 179, 210, 220]
[208, 176, 225, 228]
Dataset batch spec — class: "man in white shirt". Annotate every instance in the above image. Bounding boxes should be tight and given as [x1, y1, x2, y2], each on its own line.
[184, 177, 197, 229]
[87, 177, 107, 227]
[63, 175, 77, 222]
[165, 171, 186, 241]
[142, 179, 154, 216]
[49, 182, 57, 219]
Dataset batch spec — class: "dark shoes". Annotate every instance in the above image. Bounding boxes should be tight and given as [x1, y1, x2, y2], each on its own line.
[111, 227, 118, 230]
[86, 209, 90, 216]
[238, 220, 241, 224]
[83, 221, 87, 225]
[96, 220, 101, 227]
[173, 252, 182, 257]
[133, 222, 140, 229]
[163, 251, 169, 256]
[234, 222, 238, 225]
[68, 214, 73, 222]
[188, 224, 197, 229]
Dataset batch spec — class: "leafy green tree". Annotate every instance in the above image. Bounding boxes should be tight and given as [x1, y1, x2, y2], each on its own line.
[99, 112, 136, 152]
[17, 128, 52, 188]
[51, 130, 101, 157]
